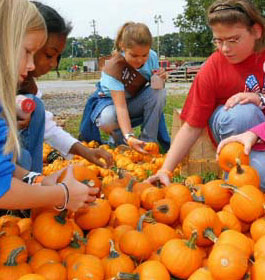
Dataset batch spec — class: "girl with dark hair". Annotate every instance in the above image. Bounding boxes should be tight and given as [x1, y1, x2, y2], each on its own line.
[18, 1, 113, 172]
[147, 0, 265, 190]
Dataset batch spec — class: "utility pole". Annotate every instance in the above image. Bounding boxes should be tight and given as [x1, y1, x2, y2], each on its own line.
[154, 15, 163, 58]
[90, 19, 98, 60]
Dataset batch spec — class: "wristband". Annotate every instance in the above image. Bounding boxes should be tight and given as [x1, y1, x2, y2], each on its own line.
[22, 172, 44, 185]
[54, 182, 69, 211]
[257, 92, 265, 109]
[123, 132, 136, 145]
[157, 169, 173, 178]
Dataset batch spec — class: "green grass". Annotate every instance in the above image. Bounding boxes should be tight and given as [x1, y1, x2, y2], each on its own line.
[64, 94, 187, 140]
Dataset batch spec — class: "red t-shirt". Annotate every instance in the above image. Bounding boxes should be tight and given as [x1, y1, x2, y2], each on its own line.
[180, 50, 265, 127]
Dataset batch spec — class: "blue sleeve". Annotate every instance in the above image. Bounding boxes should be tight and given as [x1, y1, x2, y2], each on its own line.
[100, 72, 125, 97]
[0, 117, 15, 197]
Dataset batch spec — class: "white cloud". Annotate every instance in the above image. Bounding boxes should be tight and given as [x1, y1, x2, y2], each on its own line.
[39, 0, 186, 38]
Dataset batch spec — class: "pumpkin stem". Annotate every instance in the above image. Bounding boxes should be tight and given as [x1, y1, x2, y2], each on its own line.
[192, 193, 205, 203]
[82, 179, 95, 187]
[4, 246, 25, 266]
[137, 213, 146, 232]
[117, 272, 139, 280]
[108, 239, 120, 259]
[126, 179, 135, 192]
[185, 230, 198, 249]
[221, 183, 252, 201]
[203, 228, 218, 243]
[235, 158, 244, 174]
[157, 204, 169, 213]
[54, 209, 68, 225]
[143, 210, 156, 224]
[70, 232, 86, 248]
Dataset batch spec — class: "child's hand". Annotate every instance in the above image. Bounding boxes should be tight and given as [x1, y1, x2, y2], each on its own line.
[145, 169, 171, 186]
[224, 92, 260, 110]
[84, 148, 114, 168]
[127, 137, 148, 154]
[154, 68, 167, 81]
[216, 131, 258, 159]
[60, 165, 99, 212]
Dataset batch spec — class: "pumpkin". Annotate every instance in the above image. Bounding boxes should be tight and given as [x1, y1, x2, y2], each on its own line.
[164, 183, 192, 208]
[119, 215, 152, 261]
[144, 142, 160, 154]
[25, 237, 43, 257]
[0, 221, 20, 237]
[102, 240, 135, 279]
[18, 274, 46, 280]
[179, 201, 206, 224]
[35, 262, 67, 280]
[133, 182, 154, 196]
[58, 164, 101, 190]
[140, 186, 165, 210]
[217, 211, 241, 232]
[218, 142, 249, 172]
[118, 260, 170, 280]
[188, 267, 214, 280]
[58, 232, 86, 262]
[75, 198, 111, 230]
[199, 180, 231, 211]
[85, 227, 113, 259]
[113, 225, 134, 251]
[108, 179, 140, 209]
[67, 254, 104, 280]
[17, 218, 32, 235]
[0, 235, 27, 264]
[208, 244, 248, 280]
[32, 210, 73, 250]
[182, 207, 222, 246]
[251, 257, 265, 280]
[29, 248, 61, 272]
[152, 198, 179, 225]
[227, 184, 265, 223]
[228, 158, 260, 188]
[250, 217, 265, 242]
[143, 220, 177, 251]
[161, 232, 205, 279]
[0, 247, 32, 280]
[254, 235, 265, 260]
[216, 229, 252, 257]
[185, 175, 203, 187]
[114, 203, 140, 228]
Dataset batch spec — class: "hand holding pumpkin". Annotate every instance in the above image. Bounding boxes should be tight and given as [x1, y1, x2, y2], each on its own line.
[145, 169, 171, 186]
[82, 147, 114, 168]
[216, 131, 258, 159]
[127, 137, 148, 154]
[57, 165, 99, 212]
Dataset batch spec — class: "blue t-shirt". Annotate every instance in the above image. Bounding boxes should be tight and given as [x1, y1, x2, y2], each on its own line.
[100, 49, 159, 97]
[0, 109, 15, 197]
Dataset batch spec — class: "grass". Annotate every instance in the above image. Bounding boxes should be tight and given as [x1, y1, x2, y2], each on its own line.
[64, 94, 188, 140]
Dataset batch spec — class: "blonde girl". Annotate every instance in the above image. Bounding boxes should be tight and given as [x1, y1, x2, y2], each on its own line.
[0, 0, 98, 211]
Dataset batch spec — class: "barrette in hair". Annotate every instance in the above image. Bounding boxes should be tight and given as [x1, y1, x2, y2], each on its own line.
[211, 4, 245, 14]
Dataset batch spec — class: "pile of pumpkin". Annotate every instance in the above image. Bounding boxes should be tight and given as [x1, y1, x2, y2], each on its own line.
[2, 141, 265, 279]
[42, 141, 181, 182]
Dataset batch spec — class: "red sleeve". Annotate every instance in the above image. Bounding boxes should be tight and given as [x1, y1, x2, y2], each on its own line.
[180, 53, 219, 128]
[249, 122, 265, 141]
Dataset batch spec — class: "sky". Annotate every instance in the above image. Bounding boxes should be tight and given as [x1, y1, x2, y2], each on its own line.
[40, 0, 186, 39]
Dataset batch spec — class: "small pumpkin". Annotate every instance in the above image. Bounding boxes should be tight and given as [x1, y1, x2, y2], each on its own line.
[18, 274, 46, 280]
[218, 142, 249, 172]
[114, 203, 140, 228]
[35, 262, 67, 280]
[250, 217, 265, 242]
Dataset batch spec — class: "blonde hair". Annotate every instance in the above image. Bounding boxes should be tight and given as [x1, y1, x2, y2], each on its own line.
[114, 22, 152, 53]
[0, 0, 46, 156]
[208, 0, 265, 51]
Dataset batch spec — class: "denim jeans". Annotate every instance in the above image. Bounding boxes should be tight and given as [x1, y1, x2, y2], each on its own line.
[95, 86, 170, 150]
[17, 94, 45, 172]
[209, 103, 265, 191]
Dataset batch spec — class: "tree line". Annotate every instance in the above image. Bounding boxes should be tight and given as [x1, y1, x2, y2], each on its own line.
[61, 0, 264, 60]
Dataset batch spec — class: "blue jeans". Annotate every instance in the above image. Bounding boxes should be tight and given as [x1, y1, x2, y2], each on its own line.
[17, 95, 45, 172]
[209, 104, 265, 190]
[96, 86, 171, 151]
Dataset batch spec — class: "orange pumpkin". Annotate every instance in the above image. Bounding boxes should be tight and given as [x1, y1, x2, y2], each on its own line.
[0, 247, 32, 280]
[182, 207, 221, 246]
[161, 232, 205, 279]
[152, 198, 179, 225]
[114, 203, 140, 228]
[250, 217, 265, 242]
[164, 183, 192, 208]
[144, 142, 160, 154]
[18, 274, 46, 280]
[75, 198, 111, 230]
[188, 267, 214, 280]
[102, 240, 135, 279]
[32, 210, 73, 250]
[251, 257, 265, 280]
[179, 201, 206, 224]
[67, 254, 104, 280]
[254, 235, 265, 260]
[35, 262, 67, 280]
[217, 211, 241, 232]
[228, 159, 260, 188]
[218, 142, 249, 172]
[208, 244, 248, 280]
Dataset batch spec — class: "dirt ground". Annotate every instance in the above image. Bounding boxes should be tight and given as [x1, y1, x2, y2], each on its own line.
[38, 79, 191, 126]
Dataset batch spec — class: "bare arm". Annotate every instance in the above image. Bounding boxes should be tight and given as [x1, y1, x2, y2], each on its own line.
[147, 122, 203, 185]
